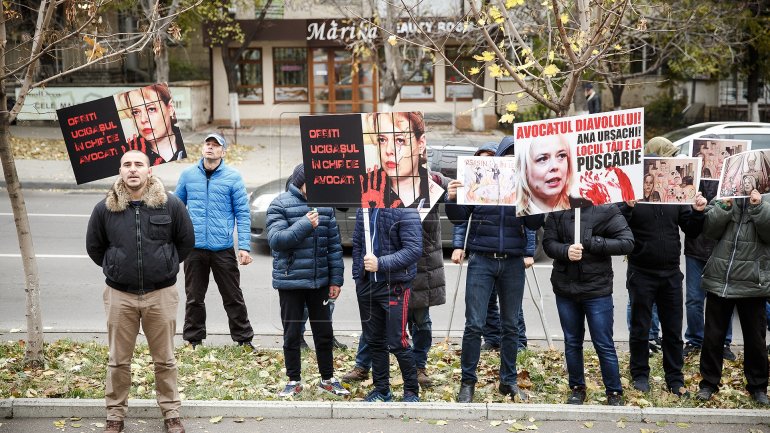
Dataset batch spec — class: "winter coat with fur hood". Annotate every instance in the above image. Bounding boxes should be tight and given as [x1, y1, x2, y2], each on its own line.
[87, 176, 195, 293]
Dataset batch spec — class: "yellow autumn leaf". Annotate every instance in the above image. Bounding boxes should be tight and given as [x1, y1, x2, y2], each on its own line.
[387, 35, 397, 46]
[506, 102, 518, 112]
[548, 50, 555, 61]
[209, 416, 223, 424]
[478, 18, 486, 26]
[543, 64, 560, 77]
[469, 67, 480, 75]
[521, 48, 531, 56]
[560, 14, 569, 24]
[499, 113, 515, 123]
[583, 421, 593, 428]
[489, 5, 502, 19]
[592, 49, 600, 55]
[505, 0, 525, 7]
[488, 64, 503, 78]
[614, 44, 622, 50]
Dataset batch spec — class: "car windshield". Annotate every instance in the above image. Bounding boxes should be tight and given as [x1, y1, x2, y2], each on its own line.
[662, 124, 715, 142]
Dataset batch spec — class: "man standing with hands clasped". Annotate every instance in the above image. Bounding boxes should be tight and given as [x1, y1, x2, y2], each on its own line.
[87, 150, 194, 433]
[175, 132, 256, 349]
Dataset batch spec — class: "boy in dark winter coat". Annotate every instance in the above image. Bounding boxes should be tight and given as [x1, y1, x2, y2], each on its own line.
[266, 164, 349, 398]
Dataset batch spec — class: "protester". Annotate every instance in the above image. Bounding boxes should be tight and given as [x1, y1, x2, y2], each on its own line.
[543, 203, 634, 406]
[86, 151, 194, 433]
[696, 188, 770, 405]
[343, 168, 450, 389]
[352, 206, 423, 402]
[683, 179, 736, 360]
[620, 137, 707, 397]
[265, 163, 350, 398]
[585, 83, 601, 114]
[118, 84, 186, 165]
[445, 136, 545, 403]
[175, 133, 255, 349]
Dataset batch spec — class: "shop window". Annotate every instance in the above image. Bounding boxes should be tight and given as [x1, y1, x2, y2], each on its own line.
[231, 48, 263, 103]
[445, 46, 475, 100]
[400, 46, 434, 101]
[274, 47, 308, 102]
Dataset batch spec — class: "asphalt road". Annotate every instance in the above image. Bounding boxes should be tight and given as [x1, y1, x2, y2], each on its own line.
[0, 190, 746, 348]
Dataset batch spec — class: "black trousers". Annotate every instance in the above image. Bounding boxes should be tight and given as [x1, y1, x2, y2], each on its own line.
[183, 248, 254, 343]
[279, 288, 334, 382]
[357, 280, 418, 395]
[700, 293, 768, 393]
[626, 267, 685, 389]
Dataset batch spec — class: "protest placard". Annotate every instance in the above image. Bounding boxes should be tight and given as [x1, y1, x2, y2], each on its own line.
[456, 156, 516, 205]
[300, 112, 436, 212]
[690, 138, 749, 181]
[641, 156, 701, 204]
[717, 149, 770, 198]
[57, 83, 186, 184]
[513, 108, 645, 216]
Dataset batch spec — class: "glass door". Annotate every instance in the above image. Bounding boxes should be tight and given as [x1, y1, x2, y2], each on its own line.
[310, 48, 376, 113]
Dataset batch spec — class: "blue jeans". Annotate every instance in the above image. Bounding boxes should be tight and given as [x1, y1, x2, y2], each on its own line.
[626, 299, 659, 340]
[354, 307, 432, 370]
[684, 256, 732, 346]
[482, 285, 527, 349]
[556, 294, 622, 394]
[461, 253, 525, 385]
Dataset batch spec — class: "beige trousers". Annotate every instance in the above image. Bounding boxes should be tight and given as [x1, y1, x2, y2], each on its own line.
[103, 286, 180, 421]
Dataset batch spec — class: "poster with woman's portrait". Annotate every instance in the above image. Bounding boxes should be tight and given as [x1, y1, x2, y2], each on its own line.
[456, 156, 516, 205]
[641, 157, 701, 204]
[717, 149, 770, 198]
[690, 138, 749, 181]
[513, 107, 645, 216]
[57, 82, 186, 184]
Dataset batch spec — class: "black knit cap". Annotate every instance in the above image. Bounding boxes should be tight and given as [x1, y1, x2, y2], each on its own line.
[291, 163, 305, 188]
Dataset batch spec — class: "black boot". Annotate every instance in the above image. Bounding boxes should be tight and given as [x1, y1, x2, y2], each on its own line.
[457, 381, 475, 403]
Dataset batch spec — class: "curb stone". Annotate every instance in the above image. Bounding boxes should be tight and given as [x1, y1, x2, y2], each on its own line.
[4, 399, 769, 423]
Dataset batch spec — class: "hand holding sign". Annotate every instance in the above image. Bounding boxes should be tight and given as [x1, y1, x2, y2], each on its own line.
[750, 189, 762, 205]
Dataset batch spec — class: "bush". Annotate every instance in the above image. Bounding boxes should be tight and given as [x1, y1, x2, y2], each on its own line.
[645, 92, 687, 129]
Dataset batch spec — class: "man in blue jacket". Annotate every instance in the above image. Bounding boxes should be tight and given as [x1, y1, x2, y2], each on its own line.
[175, 133, 255, 348]
[353, 206, 423, 402]
[445, 136, 544, 403]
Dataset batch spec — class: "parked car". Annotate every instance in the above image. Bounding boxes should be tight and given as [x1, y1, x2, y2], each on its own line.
[249, 142, 480, 250]
[663, 122, 770, 155]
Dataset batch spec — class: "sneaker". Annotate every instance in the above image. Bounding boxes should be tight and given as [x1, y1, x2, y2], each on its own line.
[103, 420, 124, 433]
[670, 386, 690, 398]
[332, 337, 347, 350]
[566, 386, 586, 405]
[722, 345, 737, 361]
[633, 377, 650, 392]
[187, 340, 201, 349]
[163, 417, 185, 433]
[751, 391, 770, 405]
[237, 340, 255, 350]
[499, 382, 528, 401]
[417, 368, 433, 388]
[402, 390, 420, 402]
[480, 341, 500, 351]
[364, 389, 393, 402]
[278, 381, 303, 398]
[300, 338, 311, 350]
[318, 378, 350, 397]
[607, 392, 623, 406]
[683, 343, 700, 357]
[695, 386, 715, 401]
[457, 381, 475, 403]
[342, 366, 369, 382]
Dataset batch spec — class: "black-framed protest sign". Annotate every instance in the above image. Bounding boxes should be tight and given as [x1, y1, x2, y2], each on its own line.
[57, 83, 186, 184]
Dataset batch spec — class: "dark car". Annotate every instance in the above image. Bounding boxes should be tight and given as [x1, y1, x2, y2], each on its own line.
[249, 142, 479, 250]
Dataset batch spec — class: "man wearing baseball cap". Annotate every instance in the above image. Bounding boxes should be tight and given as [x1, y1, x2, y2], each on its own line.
[175, 132, 256, 349]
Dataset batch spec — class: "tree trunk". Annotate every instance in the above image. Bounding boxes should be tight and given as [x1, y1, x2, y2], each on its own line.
[471, 68, 485, 131]
[222, 47, 240, 129]
[746, 44, 760, 122]
[0, 0, 45, 367]
[154, 42, 170, 83]
[611, 82, 625, 111]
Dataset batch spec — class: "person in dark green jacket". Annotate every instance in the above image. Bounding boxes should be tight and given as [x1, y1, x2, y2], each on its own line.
[696, 188, 770, 405]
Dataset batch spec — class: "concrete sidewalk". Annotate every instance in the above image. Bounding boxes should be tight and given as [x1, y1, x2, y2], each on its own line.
[3, 125, 503, 191]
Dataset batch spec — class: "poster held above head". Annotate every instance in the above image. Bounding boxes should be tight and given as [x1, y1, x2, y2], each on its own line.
[513, 107, 645, 217]
[717, 149, 770, 199]
[690, 138, 749, 181]
[57, 83, 185, 185]
[641, 157, 701, 204]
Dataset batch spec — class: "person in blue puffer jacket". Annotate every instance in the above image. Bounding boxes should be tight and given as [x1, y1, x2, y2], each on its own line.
[175, 132, 255, 348]
[445, 135, 544, 403]
[352, 206, 422, 402]
[266, 163, 349, 399]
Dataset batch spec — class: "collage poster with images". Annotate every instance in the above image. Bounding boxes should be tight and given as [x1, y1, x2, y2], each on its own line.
[57, 83, 186, 184]
[717, 149, 770, 198]
[690, 138, 749, 181]
[513, 107, 645, 216]
[299, 112, 440, 217]
[641, 157, 701, 204]
[456, 156, 517, 205]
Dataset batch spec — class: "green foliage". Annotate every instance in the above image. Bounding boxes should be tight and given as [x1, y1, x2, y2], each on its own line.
[645, 91, 687, 129]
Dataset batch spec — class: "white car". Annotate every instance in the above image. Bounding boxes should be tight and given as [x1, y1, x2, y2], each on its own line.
[664, 122, 770, 155]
